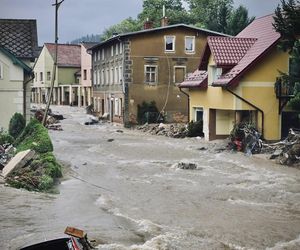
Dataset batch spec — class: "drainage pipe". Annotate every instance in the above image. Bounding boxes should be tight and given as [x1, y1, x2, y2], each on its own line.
[226, 87, 264, 139]
[179, 87, 190, 122]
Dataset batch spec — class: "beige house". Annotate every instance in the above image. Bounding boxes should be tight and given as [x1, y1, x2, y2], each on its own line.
[0, 19, 38, 130]
[90, 22, 225, 125]
[32, 43, 84, 106]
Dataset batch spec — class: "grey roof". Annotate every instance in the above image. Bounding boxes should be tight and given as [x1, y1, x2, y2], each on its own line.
[90, 23, 230, 50]
[0, 19, 38, 60]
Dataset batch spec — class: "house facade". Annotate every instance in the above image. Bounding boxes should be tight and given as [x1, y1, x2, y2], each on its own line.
[179, 15, 293, 141]
[32, 43, 86, 106]
[90, 23, 225, 125]
[0, 19, 38, 130]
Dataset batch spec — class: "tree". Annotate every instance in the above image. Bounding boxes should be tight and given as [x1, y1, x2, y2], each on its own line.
[101, 17, 141, 41]
[138, 0, 191, 27]
[273, 0, 300, 110]
[187, 0, 254, 35]
[227, 5, 255, 35]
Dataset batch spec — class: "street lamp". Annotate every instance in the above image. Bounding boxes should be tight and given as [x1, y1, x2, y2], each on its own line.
[42, 0, 65, 126]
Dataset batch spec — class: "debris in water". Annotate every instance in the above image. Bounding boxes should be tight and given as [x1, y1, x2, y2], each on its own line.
[176, 162, 197, 170]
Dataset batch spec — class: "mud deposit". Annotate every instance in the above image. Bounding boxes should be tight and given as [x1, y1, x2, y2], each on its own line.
[1, 106, 300, 250]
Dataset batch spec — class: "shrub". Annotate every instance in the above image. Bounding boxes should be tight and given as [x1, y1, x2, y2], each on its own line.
[38, 175, 54, 191]
[9, 113, 26, 139]
[137, 101, 162, 124]
[0, 131, 14, 145]
[15, 118, 53, 153]
[187, 120, 204, 137]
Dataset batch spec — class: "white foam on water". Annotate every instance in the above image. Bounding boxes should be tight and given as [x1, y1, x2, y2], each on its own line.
[266, 234, 300, 250]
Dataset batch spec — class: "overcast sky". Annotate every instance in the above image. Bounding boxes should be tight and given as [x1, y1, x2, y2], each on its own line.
[0, 0, 282, 45]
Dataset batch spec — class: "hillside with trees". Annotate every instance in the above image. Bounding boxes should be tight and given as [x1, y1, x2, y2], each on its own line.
[71, 0, 255, 42]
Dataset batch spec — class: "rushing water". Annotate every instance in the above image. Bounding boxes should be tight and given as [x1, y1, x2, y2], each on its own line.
[0, 106, 300, 250]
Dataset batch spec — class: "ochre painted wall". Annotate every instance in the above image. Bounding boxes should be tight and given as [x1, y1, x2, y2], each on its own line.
[128, 27, 208, 123]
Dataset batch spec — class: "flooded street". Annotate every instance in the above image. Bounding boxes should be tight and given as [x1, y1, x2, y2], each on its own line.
[1, 106, 300, 250]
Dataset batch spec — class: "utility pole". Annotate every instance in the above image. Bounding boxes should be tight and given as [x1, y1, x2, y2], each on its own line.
[42, 0, 65, 126]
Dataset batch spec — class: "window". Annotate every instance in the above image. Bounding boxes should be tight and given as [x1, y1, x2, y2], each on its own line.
[209, 66, 222, 85]
[185, 36, 195, 53]
[115, 44, 119, 55]
[119, 43, 123, 54]
[174, 66, 186, 84]
[101, 69, 105, 85]
[114, 98, 119, 115]
[194, 108, 203, 122]
[145, 65, 157, 84]
[97, 50, 100, 60]
[111, 46, 114, 57]
[40, 72, 43, 81]
[83, 69, 87, 80]
[94, 53, 96, 62]
[115, 66, 119, 84]
[119, 66, 123, 84]
[35, 72, 37, 81]
[111, 68, 114, 84]
[102, 49, 104, 60]
[93, 70, 97, 86]
[46, 71, 51, 81]
[0, 62, 3, 79]
[165, 35, 175, 52]
[106, 68, 109, 84]
[98, 69, 101, 85]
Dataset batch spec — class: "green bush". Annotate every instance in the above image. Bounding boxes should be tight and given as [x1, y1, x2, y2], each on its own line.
[15, 118, 53, 153]
[0, 131, 14, 145]
[9, 113, 26, 139]
[38, 175, 54, 191]
[187, 120, 204, 137]
[137, 101, 162, 124]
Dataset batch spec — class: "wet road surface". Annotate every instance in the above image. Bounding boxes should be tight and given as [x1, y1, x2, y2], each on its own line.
[0, 106, 300, 249]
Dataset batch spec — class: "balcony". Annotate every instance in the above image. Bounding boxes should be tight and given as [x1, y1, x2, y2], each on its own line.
[275, 77, 295, 114]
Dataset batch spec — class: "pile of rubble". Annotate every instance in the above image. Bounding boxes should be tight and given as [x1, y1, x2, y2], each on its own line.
[266, 129, 300, 166]
[136, 123, 188, 138]
[0, 143, 15, 170]
[31, 107, 64, 130]
[228, 123, 262, 155]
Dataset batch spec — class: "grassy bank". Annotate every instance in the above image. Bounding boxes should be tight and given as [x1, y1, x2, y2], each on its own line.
[6, 119, 62, 192]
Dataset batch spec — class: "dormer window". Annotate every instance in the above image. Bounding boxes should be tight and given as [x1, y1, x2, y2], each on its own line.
[165, 36, 175, 52]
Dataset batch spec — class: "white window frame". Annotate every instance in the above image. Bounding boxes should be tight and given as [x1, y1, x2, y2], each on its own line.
[47, 71, 51, 81]
[93, 70, 97, 86]
[144, 65, 158, 84]
[165, 35, 175, 52]
[97, 50, 100, 60]
[194, 107, 203, 122]
[185, 36, 195, 54]
[111, 46, 114, 57]
[114, 98, 119, 116]
[173, 66, 186, 84]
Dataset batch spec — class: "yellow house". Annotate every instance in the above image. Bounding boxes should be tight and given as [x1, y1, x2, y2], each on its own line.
[179, 14, 294, 141]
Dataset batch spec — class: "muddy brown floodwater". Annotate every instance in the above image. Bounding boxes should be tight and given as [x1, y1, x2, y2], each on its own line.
[1, 106, 300, 250]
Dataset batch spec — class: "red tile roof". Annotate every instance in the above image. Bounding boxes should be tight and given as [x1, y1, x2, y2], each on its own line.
[208, 37, 257, 66]
[45, 43, 81, 67]
[213, 14, 281, 86]
[178, 70, 208, 89]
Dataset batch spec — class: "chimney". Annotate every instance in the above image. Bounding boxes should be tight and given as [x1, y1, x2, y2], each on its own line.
[144, 18, 153, 30]
[161, 16, 169, 27]
[161, 5, 169, 27]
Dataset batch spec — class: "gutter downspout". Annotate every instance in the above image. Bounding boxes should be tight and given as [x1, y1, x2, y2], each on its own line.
[226, 87, 264, 139]
[179, 87, 190, 122]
